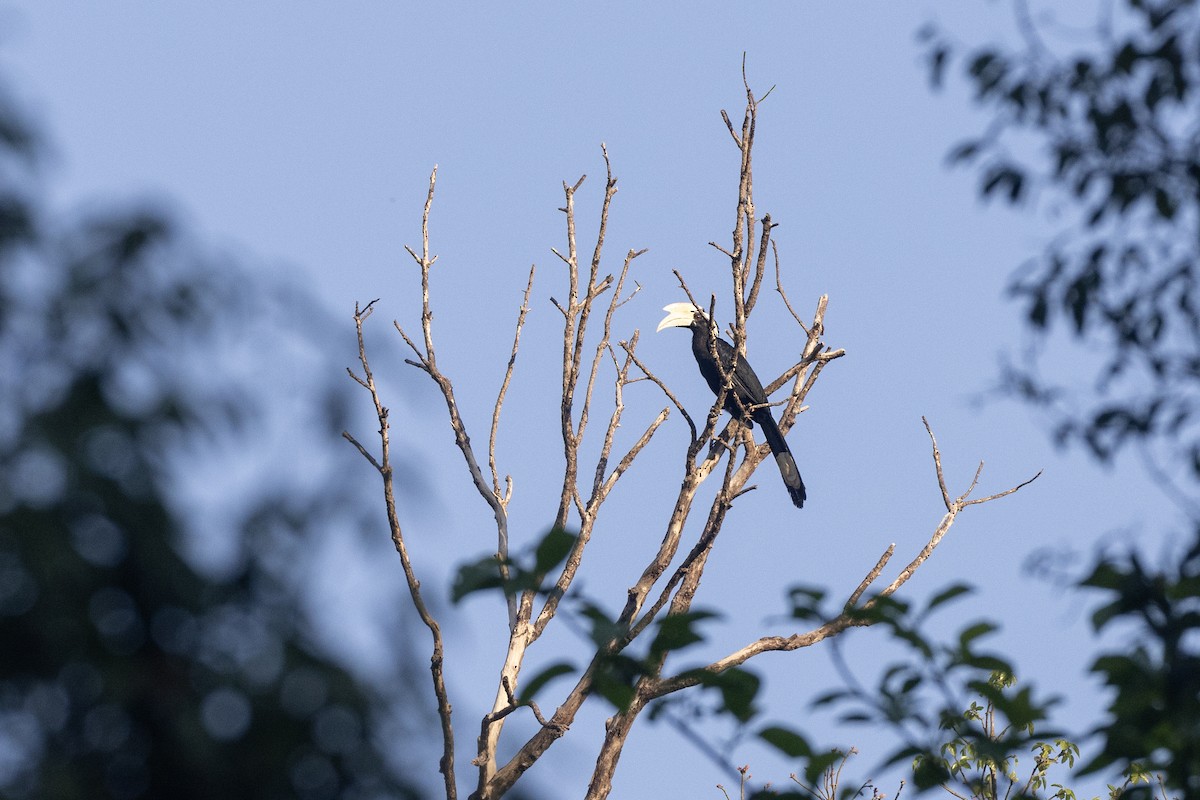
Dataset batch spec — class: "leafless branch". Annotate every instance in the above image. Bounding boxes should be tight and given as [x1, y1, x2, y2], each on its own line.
[398, 169, 516, 628]
[342, 429, 381, 471]
[535, 158, 648, 637]
[966, 470, 1042, 505]
[744, 213, 773, 317]
[490, 266, 536, 503]
[720, 108, 741, 147]
[647, 421, 1040, 703]
[709, 240, 736, 259]
[621, 341, 696, 440]
[774, 240, 810, 334]
[846, 544, 896, 608]
[343, 300, 456, 800]
[365, 74, 1039, 800]
[601, 406, 670, 500]
[924, 415, 954, 511]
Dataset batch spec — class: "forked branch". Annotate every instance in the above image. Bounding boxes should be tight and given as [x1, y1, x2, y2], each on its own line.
[649, 419, 1041, 699]
[351, 73, 1039, 800]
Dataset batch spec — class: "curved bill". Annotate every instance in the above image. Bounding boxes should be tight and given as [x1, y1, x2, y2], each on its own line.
[656, 302, 704, 333]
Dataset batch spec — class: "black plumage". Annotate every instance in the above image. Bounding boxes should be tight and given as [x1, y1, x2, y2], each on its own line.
[658, 304, 806, 508]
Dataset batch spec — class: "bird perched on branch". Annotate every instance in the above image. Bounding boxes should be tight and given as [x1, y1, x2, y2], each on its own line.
[657, 302, 806, 508]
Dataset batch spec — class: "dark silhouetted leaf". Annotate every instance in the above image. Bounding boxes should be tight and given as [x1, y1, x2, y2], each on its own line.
[926, 582, 973, 612]
[649, 609, 719, 660]
[758, 725, 814, 758]
[533, 526, 577, 574]
[519, 661, 575, 703]
[450, 553, 507, 602]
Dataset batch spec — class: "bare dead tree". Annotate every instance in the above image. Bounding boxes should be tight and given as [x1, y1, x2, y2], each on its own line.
[344, 73, 1039, 800]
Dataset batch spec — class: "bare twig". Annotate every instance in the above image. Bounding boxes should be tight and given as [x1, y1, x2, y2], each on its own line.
[535, 164, 649, 637]
[774, 240, 810, 335]
[965, 470, 1043, 506]
[600, 405, 670, 501]
[925, 416, 954, 511]
[709, 240, 736, 259]
[621, 340, 696, 441]
[671, 269, 705, 317]
[343, 301, 457, 800]
[646, 420, 1039, 705]
[744, 213, 773, 317]
[490, 266, 536, 503]
[468, 148, 663, 797]
[846, 544, 896, 609]
[400, 170, 515, 627]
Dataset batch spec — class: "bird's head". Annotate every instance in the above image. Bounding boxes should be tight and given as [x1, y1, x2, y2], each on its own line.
[656, 302, 709, 333]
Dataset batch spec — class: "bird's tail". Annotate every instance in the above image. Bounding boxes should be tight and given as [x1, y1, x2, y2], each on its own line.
[753, 407, 806, 509]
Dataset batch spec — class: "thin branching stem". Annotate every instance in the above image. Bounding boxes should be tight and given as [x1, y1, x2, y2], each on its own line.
[343, 301, 456, 800]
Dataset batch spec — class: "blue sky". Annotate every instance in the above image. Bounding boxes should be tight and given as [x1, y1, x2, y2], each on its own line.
[4, 2, 1179, 797]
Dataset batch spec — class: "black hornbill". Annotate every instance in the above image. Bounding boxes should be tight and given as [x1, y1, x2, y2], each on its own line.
[657, 302, 806, 508]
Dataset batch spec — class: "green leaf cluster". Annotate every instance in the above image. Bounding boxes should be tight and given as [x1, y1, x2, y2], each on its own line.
[451, 527, 577, 602]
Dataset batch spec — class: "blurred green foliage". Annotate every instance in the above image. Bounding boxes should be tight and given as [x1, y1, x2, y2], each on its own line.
[1078, 544, 1200, 793]
[913, 2, 1200, 797]
[0, 73, 425, 798]
[921, 0, 1200, 477]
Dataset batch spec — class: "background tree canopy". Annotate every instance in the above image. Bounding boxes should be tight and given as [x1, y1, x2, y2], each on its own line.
[0, 74, 429, 799]
[924, 0, 1200, 481]
[917, 1, 1200, 794]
